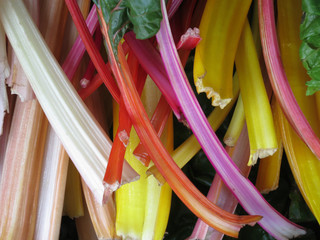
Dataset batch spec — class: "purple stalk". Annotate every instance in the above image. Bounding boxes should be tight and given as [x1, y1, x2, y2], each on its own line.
[62, 6, 98, 79]
[189, 126, 251, 240]
[156, 0, 305, 239]
[258, 0, 320, 160]
[124, 32, 183, 120]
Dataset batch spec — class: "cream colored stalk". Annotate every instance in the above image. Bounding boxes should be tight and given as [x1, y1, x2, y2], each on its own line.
[277, 0, 320, 222]
[0, 0, 120, 203]
[5, 0, 39, 102]
[235, 20, 277, 165]
[223, 92, 245, 147]
[82, 180, 118, 239]
[255, 97, 283, 193]
[193, 0, 251, 108]
[0, 22, 10, 134]
[34, 126, 69, 240]
[116, 78, 172, 240]
[0, 99, 47, 239]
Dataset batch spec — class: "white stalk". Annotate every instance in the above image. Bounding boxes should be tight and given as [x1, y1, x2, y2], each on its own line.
[0, 22, 10, 135]
[0, 0, 113, 203]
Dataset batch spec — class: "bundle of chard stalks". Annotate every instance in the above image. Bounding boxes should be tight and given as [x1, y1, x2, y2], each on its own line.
[1, 0, 320, 239]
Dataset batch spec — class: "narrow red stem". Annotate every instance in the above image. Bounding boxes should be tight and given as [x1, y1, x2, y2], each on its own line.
[65, 0, 120, 102]
[133, 95, 171, 166]
[103, 51, 145, 194]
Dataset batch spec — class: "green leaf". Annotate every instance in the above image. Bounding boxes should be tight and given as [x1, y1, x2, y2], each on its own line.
[300, 0, 320, 95]
[93, 0, 162, 58]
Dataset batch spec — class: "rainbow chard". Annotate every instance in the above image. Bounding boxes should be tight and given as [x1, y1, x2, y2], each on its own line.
[259, 0, 320, 160]
[93, 0, 261, 237]
[156, 0, 305, 239]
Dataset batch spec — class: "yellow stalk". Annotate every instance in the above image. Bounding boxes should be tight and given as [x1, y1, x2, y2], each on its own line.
[193, 0, 251, 108]
[223, 93, 245, 147]
[255, 97, 283, 193]
[0, 99, 47, 239]
[235, 19, 277, 166]
[63, 162, 85, 218]
[148, 75, 239, 183]
[276, 0, 320, 222]
[115, 77, 172, 240]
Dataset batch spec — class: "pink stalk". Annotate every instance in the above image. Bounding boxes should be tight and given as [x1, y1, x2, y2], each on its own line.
[124, 32, 183, 120]
[80, 28, 102, 88]
[65, 0, 120, 102]
[258, 0, 320, 160]
[62, 6, 98, 80]
[189, 126, 251, 240]
[156, 0, 305, 239]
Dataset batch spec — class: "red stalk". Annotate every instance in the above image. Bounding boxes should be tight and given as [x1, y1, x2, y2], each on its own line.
[80, 28, 103, 89]
[258, 0, 320, 160]
[97, 8, 261, 238]
[133, 95, 171, 166]
[103, 51, 146, 199]
[65, 0, 120, 103]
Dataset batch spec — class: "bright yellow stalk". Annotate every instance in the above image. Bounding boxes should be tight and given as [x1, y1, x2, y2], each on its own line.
[276, 0, 320, 222]
[63, 162, 85, 218]
[148, 75, 239, 183]
[255, 97, 283, 193]
[115, 77, 172, 240]
[235, 19, 277, 166]
[223, 92, 245, 147]
[193, 0, 251, 108]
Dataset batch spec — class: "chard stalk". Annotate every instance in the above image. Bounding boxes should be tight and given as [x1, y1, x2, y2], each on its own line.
[133, 95, 171, 166]
[156, 0, 305, 238]
[98, 6, 260, 237]
[114, 80, 172, 239]
[223, 92, 245, 147]
[193, 0, 251, 108]
[0, 22, 10, 134]
[255, 97, 283, 194]
[0, 99, 47, 239]
[65, 0, 120, 102]
[148, 77, 239, 183]
[0, 0, 121, 203]
[276, 0, 320, 222]
[259, 0, 320, 160]
[189, 126, 251, 240]
[235, 19, 277, 165]
[124, 32, 183, 120]
[103, 51, 144, 196]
